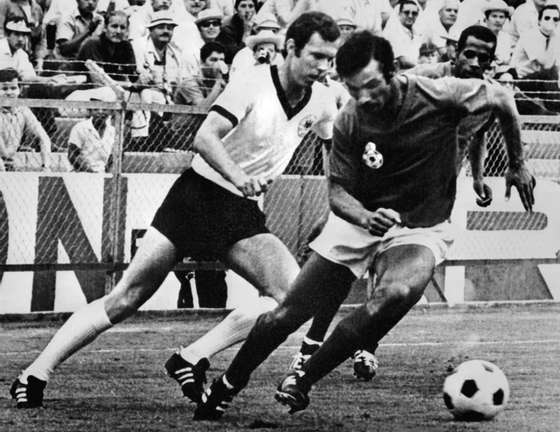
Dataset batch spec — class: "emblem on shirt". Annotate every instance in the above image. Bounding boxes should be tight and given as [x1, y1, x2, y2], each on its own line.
[297, 114, 317, 137]
[362, 141, 383, 169]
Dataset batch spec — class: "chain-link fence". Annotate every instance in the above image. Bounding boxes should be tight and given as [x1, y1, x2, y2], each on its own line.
[0, 96, 559, 310]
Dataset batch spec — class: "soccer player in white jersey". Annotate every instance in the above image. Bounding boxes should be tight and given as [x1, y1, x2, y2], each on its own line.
[10, 12, 342, 410]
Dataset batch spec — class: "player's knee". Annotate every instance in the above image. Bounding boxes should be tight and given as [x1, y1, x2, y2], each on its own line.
[257, 305, 302, 337]
[105, 285, 144, 323]
[372, 282, 421, 310]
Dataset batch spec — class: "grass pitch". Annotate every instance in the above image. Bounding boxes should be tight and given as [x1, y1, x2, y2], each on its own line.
[1, 303, 560, 432]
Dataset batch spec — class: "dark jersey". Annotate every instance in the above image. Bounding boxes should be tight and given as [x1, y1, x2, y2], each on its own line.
[330, 74, 498, 228]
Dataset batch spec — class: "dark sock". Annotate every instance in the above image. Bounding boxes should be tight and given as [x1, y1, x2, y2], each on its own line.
[301, 312, 365, 385]
[225, 310, 305, 389]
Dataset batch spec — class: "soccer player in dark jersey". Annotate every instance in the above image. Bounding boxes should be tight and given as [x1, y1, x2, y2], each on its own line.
[288, 25, 500, 381]
[10, 12, 343, 410]
[194, 31, 535, 418]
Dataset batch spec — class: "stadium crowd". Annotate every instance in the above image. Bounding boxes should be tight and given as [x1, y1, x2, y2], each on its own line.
[0, 0, 559, 171]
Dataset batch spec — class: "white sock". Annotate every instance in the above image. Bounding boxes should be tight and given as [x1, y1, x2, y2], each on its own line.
[180, 296, 278, 364]
[21, 298, 112, 383]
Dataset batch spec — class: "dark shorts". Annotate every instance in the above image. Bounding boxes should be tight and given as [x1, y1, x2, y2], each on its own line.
[151, 169, 269, 260]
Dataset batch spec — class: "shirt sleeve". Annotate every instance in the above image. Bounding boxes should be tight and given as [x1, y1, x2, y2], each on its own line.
[68, 123, 84, 148]
[208, 72, 254, 127]
[328, 106, 362, 193]
[21, 107, 47, 139]
[445, 77, 498, 115]
[56, 15, 75, 41]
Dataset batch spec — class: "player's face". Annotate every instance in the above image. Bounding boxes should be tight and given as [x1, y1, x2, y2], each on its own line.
[343, 58, 391, 113]
[455, 36, 495, 78]
[0, 79, 20, 98]
[105, 15, 128, 43]
[486, 11, 507, 33]
[289, 32, 338, 87]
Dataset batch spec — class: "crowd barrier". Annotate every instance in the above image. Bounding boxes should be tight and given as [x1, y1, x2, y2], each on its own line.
[0, 98, 559, 313]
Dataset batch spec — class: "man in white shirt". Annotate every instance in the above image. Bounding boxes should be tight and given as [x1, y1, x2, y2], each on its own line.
[383, 0, 423, 69]
[423, 0, 460, 56]
[510, 0, 547, 42]
[482, 0, 515, 69]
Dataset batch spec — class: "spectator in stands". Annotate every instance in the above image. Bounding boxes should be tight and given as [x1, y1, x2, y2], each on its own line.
[418, 41, 440, 63]
[96, 0, 130, 15]
[77, 10, 137, 85]
[67, 94, 116, 173]
[229, 14, 282, 78]
[511, 4, 560, 111]
[0, 18, 64, 84]
[129, 0, 171, 40]
[383, 0, 423, 69]
[289, 0, 383, 35]
[0, 0, 45, 69]
[216, 0, 257, 63]
[174, 41, 227, 107]
[175, 268, 228, 309]
[56, 0, 104, 61]
[510, 0, 547, 42]
[195, 7, 223, 43]
[483, 0, 515, 70]
[0, 68, 51, 171]
[336, 15, 357, 43]
[423, 0, 460, 57]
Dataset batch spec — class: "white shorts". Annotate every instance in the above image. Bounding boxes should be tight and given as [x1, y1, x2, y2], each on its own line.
[310, 212, 456, 278]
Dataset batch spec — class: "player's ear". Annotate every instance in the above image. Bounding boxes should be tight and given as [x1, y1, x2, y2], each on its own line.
[392, 59, 400, 74]
[284, 38, 296, 56]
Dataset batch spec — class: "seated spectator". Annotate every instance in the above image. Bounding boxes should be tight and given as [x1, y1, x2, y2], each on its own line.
[67, 95, 116, 173]
[96, 0, 130, 15]
[483, 0, 515, 70]
[174, 41, 227, 108]
[129, 0, 171, 40]
[229, 15, 282, 79]
[132, 10, 187, 137]
[336, 15, 357, 43]
[383, 0, 423, 69]
[0, 0, 45, 68]
[0, 18, 63, 84]
[511, 4, 560, 78]
[0, 68, 51, 171]
[123, 0, 148, 17]
[511, 4, 560, 111]
[418, 41, 441, 63]
[423, 0, 460, 57]
[56, 0, 104, 62]
[216, 0, 257, 63]
[195, 7, 223, 43]
[77, 10, 137, 85]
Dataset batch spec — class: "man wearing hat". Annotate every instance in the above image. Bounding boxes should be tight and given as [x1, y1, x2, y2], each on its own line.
[196, 8, 223, 43]
[0, 17, 35, 81]
[131, 10, 186, 138]
[336, 15, 357, 42]
[483, 0, 515, 67]
[229, 26, 283, 80]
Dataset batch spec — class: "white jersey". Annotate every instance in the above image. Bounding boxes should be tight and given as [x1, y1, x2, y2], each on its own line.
[191, 64, 343, 197]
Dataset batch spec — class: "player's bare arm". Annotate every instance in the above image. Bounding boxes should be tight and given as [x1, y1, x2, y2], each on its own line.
[489, 83, 535, 212]
[468, 132, 493, 207]
[193, 112, 270, 198]
[328, 179, 401, 236]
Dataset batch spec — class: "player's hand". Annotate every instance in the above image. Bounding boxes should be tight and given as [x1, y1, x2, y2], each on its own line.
[234, 174, 273, 198]
[361, 208, 402, 237]
[473, 179, 493, 207]
[505, 164, 535, 212]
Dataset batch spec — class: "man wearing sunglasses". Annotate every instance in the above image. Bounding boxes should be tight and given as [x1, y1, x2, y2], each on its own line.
[383, 0, 423, 70]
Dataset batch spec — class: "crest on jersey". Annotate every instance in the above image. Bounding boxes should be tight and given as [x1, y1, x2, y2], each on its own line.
[362, 141, 383, 169]
[297, 114, 317, 137]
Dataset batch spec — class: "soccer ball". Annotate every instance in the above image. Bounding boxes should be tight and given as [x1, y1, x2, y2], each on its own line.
[442, 359, 510, 421]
